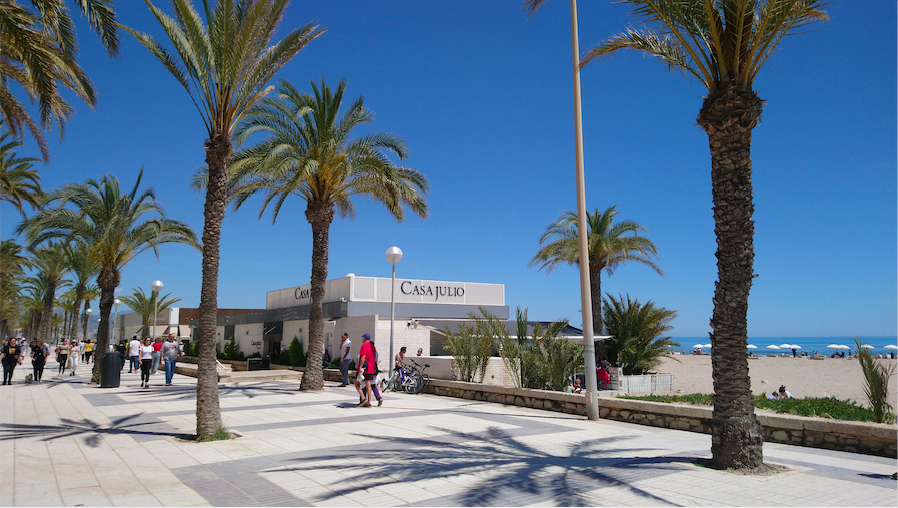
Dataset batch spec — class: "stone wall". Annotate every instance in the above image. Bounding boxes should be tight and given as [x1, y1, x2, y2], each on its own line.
[424, 379, 897, 458]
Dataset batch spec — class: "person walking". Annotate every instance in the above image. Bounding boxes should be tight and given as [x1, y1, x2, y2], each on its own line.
[161, 334, 182, 386]
[84, 340, 94, 364]
[2, 338, 22, 385]
[68, 339, 80, 376]
[128, 336, 141, 374]
[31, 339, 47, 383]
[339, 333, 351, 387]
[139, 337, 154, 388]
[354, 334, 382, 407]
[56, 339, 70, 377]
[151, 337, 163, 374]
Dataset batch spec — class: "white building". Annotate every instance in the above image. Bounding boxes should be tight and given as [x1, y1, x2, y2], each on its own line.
[194, 274, 508, 363]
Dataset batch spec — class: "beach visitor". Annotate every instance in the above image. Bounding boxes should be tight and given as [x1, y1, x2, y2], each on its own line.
[597, 365, 610, 389]
[565, 379, 575, 393]
[573, 378, 582, 394]
[416, 348, 423, 357]
[777, 385, 794, 399]
[767, 391, 777, 400]
[339, 333, 351, 387]
[67, 341, 79, 376]
[84, 340, 94, 364]
[151, 337, 163, 374]
[2, 338, 22, 385]
[128, 336, 141, 373]
[161, 334, 182, 386]
[354, 334, 381, 407]
[56, 339, 70, 377]
[395, 346, 406, 370]
[139, 338, 154, 388]
[31, 339, 47, 383]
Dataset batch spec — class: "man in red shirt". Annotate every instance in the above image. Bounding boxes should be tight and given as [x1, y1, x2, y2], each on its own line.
[353, 334, 382, 407]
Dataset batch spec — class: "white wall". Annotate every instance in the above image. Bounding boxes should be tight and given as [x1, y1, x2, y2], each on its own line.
[235, 323, 264, 356]
[375, 319, 430, 360]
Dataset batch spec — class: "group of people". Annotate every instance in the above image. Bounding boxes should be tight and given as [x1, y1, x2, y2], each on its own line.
[120, 334, 183, 387]
[1, 333, 184, 387]
[336, 332, 425, 408]
[766, 385, 794, 400]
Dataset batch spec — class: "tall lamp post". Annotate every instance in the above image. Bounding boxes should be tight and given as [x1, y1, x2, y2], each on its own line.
[385, 246, 403, 381]
[85, 308, 93, 342]
[151, 280, 163, 341]
[564, 0, 600, 421]
[113, 299, 122, 345]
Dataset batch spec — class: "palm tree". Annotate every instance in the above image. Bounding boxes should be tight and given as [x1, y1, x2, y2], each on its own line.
[128, 0, 324, 438]
[65, 242, 99, 342]
[120, 286, 182, 338]
[602, 293, 679, 375]
[0, 0, 117, 160]
[0, 124, 43, 215]
[51, 312, 64, 340]
[27, 241, 71, 343]
[530, 205, 662, 345]
[0, 240, 29, 337]
[579, 0, 828, 471]
[228, 78, 430, 390]
[17, 169, 198, 384]
[57, 292, 77, 340]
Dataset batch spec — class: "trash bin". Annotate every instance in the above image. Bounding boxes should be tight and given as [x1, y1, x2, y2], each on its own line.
[100, 352, 122, 388]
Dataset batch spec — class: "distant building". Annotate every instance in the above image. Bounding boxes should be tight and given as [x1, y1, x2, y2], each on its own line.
[112, 308, 263, 344]
[188, 274, 509, 362]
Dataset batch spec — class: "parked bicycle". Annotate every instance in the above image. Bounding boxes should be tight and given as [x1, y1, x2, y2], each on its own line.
[385, 360, 430, 394]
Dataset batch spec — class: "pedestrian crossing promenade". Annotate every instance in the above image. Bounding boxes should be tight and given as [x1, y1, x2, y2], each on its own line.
[1, 361, 895, 506]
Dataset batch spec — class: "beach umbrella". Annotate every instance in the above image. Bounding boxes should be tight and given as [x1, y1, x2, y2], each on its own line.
[766, 345, 780, 349]
[834, 345, 849, 350]
[789, 344, 801, 349]
[859, 344, 874, 349]
[826, 344, 841, 349]
[746, 344, 758, 349]
[693, 344, 704, 349]
[779, 343, 792, 349]
[702, 344, 712, 349]
[884, 345, 898, 350]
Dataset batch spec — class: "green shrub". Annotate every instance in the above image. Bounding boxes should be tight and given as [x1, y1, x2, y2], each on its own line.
[274, 352, 290, 365]
[602, 294, 679, 375]
[327, 360, 339, 369]
[445, 323, 481, 382]
[855, 336, 896, 423]
[288, 336, 306, 367]
[223, 336, 242, 361]
[620, 393, 885, 423]
[247, 352, 261, 359]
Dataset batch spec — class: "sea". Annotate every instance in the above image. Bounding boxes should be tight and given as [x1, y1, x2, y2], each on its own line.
[670, 336, 898, 357]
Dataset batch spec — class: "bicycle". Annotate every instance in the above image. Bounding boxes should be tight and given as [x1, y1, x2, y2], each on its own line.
[405, 360, 430, 394]
[386, 362, 417, 393]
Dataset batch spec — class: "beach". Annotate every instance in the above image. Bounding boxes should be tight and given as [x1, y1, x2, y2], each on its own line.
[649, 354, 898, 405]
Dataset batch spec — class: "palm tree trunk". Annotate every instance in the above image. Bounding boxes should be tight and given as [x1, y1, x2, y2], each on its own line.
[195, 133, 231, 437]
[81, 302, 89, 344]
[299, 201, 335, 391]
[37, 279, 57, 343]
[589, 265, 604, 360]
[91, 269, 119, 384]
[70, 285, 84, 342]
[698, 85, 764, 471]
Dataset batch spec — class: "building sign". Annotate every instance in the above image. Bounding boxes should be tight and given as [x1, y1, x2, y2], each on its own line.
[400, 281, 464, 301]
[294, 287, 310, 300]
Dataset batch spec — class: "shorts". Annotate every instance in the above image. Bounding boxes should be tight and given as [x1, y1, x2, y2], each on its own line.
[363, 373, 377, 381]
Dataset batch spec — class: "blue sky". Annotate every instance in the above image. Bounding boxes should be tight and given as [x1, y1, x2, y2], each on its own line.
[2, 0, 895, 338]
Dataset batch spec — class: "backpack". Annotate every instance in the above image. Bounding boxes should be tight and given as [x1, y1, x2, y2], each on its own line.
[33, 347, 45, 363]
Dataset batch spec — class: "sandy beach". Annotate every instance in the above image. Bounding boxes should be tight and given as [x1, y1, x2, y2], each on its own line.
[648, 354, 898, 406]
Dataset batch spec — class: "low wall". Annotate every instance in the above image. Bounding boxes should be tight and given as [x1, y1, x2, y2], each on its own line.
[424, 379, 897, 458]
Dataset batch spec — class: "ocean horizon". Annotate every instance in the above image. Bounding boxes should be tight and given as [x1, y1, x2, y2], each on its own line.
[669, 336, 898, 356]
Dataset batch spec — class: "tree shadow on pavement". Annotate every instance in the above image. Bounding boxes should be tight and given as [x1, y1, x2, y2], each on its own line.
[275, 426, 695, 506]
[0, 414, 181, 447]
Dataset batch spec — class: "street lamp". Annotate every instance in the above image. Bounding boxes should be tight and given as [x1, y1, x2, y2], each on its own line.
[385, 246, 402, 381]
[151, 280, 163, 341]
[85, 308, 93, 341]
[113, 299, 122, 344]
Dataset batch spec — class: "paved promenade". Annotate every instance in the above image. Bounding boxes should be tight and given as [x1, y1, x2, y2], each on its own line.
[1, 360, 896, 507]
